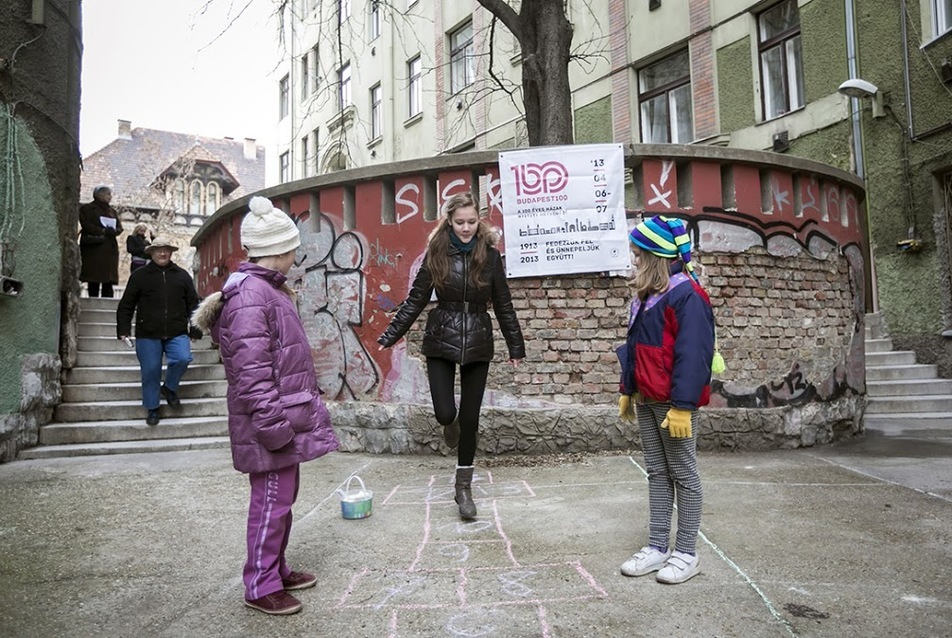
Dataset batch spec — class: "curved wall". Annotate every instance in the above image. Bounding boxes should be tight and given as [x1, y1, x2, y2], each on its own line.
[193, 145, 867, 452]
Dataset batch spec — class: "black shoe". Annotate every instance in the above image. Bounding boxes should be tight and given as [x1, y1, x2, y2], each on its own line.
[160, 385, 181, 408]
[146, 409, 160, 426]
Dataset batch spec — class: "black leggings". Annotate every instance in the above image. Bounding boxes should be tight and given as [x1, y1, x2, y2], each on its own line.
[426, 357, 489, 467]
[87, 282, 114, 298]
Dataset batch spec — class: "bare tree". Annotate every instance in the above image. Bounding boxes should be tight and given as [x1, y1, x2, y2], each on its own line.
[475, 0, 574, 146]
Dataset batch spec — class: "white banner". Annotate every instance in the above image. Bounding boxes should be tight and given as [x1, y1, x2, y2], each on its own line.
[498, 144, 630, 278]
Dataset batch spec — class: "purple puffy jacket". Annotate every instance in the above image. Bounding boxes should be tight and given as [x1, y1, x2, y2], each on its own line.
[196, 262, 339, 473]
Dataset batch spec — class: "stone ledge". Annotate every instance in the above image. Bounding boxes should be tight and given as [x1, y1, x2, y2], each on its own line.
[327, 397, 865, 456]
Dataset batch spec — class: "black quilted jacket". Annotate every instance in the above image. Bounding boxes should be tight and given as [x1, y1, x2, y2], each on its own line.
[378, 246, 525, 365]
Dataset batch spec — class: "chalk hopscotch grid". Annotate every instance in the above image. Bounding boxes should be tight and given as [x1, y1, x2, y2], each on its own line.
[335, 469, 608, 637]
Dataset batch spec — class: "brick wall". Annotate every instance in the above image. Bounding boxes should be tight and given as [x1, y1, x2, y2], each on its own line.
[397, 247, 855, 409]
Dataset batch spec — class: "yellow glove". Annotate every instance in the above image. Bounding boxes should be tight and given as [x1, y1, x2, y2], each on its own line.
[618, 395, 636, 422]
[660, 408, 693, 438]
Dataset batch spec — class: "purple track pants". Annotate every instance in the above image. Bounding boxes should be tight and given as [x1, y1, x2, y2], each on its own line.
[243, 463, 300, 600]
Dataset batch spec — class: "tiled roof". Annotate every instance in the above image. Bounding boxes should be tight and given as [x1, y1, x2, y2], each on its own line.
[80, 126, 265, 212]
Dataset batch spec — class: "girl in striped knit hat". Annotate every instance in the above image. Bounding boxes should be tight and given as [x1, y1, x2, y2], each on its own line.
[616, 215, 715, 584]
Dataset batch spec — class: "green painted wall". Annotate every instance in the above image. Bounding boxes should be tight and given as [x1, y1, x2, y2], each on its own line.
[0, 115, 62, 413]
[717, 37, 755, 132]
[787, 120, 852, 172]
[574, 96, 613, 144]
[799, 1, 848, 103]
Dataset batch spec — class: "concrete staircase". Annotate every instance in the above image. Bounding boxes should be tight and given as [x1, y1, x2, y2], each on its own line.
[19, 297, 230, 460]
[865, 312, 952, 432]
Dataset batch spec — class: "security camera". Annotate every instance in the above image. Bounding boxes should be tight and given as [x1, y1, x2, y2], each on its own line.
[838, 78, 879, 99]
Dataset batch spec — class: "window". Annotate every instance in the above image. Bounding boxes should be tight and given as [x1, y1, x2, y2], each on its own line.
[189, 181, 203, 216]
[339, 0, 351, 20]
[935, 0, 952, 36]
[639, 50, 693, 144]
[758, 0, 804, 120]
[173, 178, 186, 212]
[300, 55, 310, 101]
[206, 182, 220, 214]
[450, 21, 475, 94]
[312, 128, 320, 174]
[370, 84, 383, 139]
[279, 75, 290, 119]
[338, 63, 352, 110]
[279, 152, 290, 183]
[311, 45, 320, 93]
[408, 56, 422, 118]
[301, 137, 311, 176]
[370, 0, 381, 40]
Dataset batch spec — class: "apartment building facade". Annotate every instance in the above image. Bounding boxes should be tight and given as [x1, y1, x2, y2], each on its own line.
[271, 0, 952, 364]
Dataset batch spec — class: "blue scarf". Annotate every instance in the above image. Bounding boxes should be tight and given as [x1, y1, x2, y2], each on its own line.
[450, 232, 475, 254]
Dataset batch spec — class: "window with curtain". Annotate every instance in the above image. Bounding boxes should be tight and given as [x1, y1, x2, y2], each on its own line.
[408, 56, 422, 118]
[935, 0, 952, 35]
[371, 84, 383, 139]
[638, 50, 693, 144]
[758, 0, 804, 120]
[279, 75, 289, 119]
[205, 182, 220, 215]
[279, 152, 290, 183]
[338, 63, 352, 110]
[339, 0, 351, 20]
[173, 178, 186, 212]
[189, 181, 203, 216]
[450, 21, 475, 95]
[370, 0, 381, 40]
[300, 54, 310, 101]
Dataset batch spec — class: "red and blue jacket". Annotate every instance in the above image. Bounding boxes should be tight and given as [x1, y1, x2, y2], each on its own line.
[617, 266, 715, 409]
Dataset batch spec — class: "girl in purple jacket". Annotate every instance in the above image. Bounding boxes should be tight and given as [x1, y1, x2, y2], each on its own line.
[616, 215, 714, 585]
[193, 196, 339, 615]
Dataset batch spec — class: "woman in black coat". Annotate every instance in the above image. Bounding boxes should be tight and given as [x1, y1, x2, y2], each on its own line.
[126, 223, 152, 274]
[79, 186, 123, 297]
[379, 192, 525, 520]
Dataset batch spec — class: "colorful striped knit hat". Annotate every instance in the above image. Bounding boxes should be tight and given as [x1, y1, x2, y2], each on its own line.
[629, 215, 698, 281]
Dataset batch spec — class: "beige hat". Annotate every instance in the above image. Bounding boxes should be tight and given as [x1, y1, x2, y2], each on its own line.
[241, 196, 301, 258]
[145, 237, 179, 254]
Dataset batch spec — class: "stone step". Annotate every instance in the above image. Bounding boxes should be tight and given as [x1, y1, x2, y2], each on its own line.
[865, 394, 952, 414]
[865, 364, 939, 382]
[77, 335, 214, 351]
[866, 378, 952, 397]
[54, 397, 228, 423]
[61, 379, 229, 403]
[864, 338, 894, 354]
[17, 436, 230, 460]
[866, 350, 917, 367]
[74, 348, 221, 367]
[63, 364, 226, 385]
[38, 415, 228, 445]
[79, 297, 120, 311]
[79, 308, 116, 324]
[863, 413, 952, 434]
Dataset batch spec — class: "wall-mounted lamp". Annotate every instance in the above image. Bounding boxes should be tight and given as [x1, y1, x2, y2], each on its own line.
[838, 78, 885, 118]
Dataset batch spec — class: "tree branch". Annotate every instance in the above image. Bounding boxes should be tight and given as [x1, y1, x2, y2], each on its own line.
[474, 0, 522, 42]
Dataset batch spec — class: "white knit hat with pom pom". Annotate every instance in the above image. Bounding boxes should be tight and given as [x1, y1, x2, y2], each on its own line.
[241, 196, 301, 258]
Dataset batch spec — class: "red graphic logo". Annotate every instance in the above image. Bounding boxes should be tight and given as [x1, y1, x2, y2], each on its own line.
[510, 161, 569, 196]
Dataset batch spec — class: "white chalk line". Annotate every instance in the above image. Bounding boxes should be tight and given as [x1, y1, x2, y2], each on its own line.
[809, 454, 952, 504]
[627, 455, 800, 638]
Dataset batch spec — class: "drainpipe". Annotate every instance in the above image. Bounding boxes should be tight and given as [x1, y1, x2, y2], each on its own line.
[899, 0, 916, 139]
[845, 0, 878, 312]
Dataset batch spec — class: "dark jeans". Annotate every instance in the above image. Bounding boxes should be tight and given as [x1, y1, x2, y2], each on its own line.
[87, 282, 114, 298]
[426, 357, 490, 467]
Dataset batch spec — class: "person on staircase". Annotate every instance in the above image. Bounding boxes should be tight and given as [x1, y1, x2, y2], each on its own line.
[378, 192, 525, 521]
[116, 237, 202, 426]
[126, 223, 152, 275]
[191, 196, 340, 616]
[78, 185, 123, 298]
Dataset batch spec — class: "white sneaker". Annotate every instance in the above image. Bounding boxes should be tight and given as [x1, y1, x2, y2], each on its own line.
[656, 550, 700, 584]
[620, 546, 671, 577]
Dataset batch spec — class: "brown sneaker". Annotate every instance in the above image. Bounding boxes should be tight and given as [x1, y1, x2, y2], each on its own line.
[282, 571, 317, 591]
[244, 590, 302, 615]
